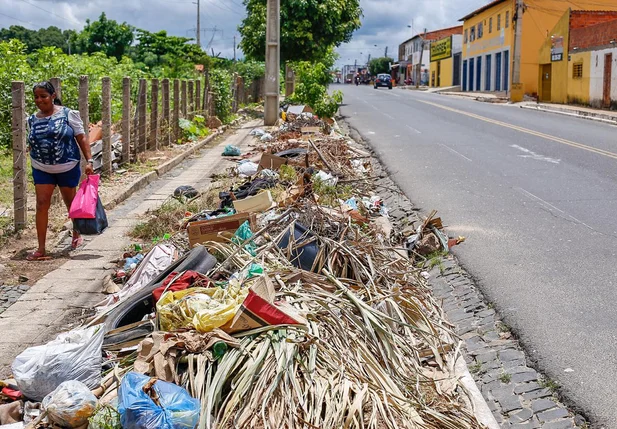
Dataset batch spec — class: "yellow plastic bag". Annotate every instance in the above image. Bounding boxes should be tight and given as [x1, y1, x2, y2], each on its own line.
[157, 285, 248, 333]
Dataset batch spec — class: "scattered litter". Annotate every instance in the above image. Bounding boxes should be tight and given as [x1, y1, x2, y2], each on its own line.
[260, 133, 273, 142]
[222, 145, 241, 156]
[249, 128, 266, 136]
[173, 185, 199, 200]
[12, 325, 105, 401]
[0, 401, 22, 425]
[118, 373, 200, 429]
[314, 170, 338, 186]
[237, 161, 259, 176]
[42, 380, 98, 428]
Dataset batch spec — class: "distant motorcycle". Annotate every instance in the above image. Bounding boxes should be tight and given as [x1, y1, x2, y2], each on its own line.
[355, 77, 359, 86]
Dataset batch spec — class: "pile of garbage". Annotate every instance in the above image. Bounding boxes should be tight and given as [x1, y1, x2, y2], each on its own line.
[0, 108, 476, 429]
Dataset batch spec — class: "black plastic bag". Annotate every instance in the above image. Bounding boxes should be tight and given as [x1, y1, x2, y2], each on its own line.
[73, 196, 108, 235]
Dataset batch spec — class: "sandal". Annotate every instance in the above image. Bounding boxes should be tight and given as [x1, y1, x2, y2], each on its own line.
[71, 235, 84, 250]
[26, 250, 51, 261]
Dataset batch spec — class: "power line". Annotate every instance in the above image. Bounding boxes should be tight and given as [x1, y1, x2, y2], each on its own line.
[203, 0, 244, 16]
[18, 0, 81, 26]
[0, 11, 34, 28]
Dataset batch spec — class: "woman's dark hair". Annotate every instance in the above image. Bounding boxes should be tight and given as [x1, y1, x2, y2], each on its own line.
[33, 81, 62, 105]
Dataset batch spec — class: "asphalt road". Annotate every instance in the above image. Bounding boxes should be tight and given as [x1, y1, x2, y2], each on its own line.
[338, 84, 617, 426]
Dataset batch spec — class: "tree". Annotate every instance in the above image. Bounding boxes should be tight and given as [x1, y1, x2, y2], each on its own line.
[239, 0, 362, 63]
[75, 13, 134, 59]
[369, 57, 393, 76]
[0, 25, 77, 54]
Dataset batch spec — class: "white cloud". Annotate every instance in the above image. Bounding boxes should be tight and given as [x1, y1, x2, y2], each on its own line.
[0, 0, 245, 59]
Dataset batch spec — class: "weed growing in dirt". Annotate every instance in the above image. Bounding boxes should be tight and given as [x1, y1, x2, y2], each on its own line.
[539, 377, 560, 392]
[469, 362, 484, 375]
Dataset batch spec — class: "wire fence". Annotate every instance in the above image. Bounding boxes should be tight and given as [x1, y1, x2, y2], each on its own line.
[9, 73, 265, 231]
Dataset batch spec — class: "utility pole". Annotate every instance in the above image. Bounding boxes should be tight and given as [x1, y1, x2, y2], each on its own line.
[233, 35, 237, 62]
[384, 46, 388, 57]
[511, 0, 524, 101]
[416, 28, 427, 88]
[196, 0, 201, 48]
[367, 53, 371, 68]
[264, 0, 280, 125]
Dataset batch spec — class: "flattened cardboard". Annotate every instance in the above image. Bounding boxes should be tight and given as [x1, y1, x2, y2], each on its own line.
[233, 191, 275, 214]
[258, 152, 288, 171]
[187, 213, 256, 247]
[223, 276, 306, 334]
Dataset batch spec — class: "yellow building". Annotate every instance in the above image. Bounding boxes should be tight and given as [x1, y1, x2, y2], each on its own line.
[460, 0, 617, 99]
[538, 9, 617, 106]
[429, 35, 463, 88]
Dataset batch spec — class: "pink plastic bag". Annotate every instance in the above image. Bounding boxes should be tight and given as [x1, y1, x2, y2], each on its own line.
[69, 174, 100, 219]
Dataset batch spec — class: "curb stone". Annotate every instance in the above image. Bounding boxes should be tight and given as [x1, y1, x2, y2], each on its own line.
[519, 104, 617, 127]
[341, 118, 585, 429]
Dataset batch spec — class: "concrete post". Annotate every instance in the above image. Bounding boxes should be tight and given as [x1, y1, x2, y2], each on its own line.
[122, 77, 131, 163]
[181, 80, 188, 118]
[149, 78, 159, 151]
[264, 0, 280, 125]
[138, 79, 147, 155]
[173, 80, 180, 143]
[101, 77, 112, 176]
[188, 80, 194, 120]
[11, 81, 27, 230]
[162, 78, 170, 146]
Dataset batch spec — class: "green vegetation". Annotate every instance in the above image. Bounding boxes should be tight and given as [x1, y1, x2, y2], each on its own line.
[179, 115, 210, 142]
[239, 0, 362, 64]
[499, 372, 512, 384]
[369, 57, 395, 76]
[539, 377, 560, 392]
[287, 60, 343, 119]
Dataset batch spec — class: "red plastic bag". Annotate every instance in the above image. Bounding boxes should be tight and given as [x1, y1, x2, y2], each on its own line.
[69, 174, 100, 219]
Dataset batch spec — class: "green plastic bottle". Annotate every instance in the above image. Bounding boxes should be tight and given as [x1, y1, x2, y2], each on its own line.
[213, 341, 228, 360]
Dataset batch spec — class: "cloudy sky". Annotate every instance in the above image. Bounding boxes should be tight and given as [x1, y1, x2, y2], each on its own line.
[0, 0, 489, 64]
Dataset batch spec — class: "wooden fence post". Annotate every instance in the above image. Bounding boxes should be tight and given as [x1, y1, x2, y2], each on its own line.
[101, 77, 112, 176]
[195, 79, 201, 116]
[232, 74, 238, 113]
[188, 80, 194, 120]
[122, 77, 131, 163]
[173, 80, 180, 144]
[181, 80, 188, 119]
[78, 76, 89, 177]
[162, 78, 170, 146]
[49, 77, 61, 102]
[203, 71, 210, 114]
[237, 76, 245, 107]
[149, 78, 159, 151]
[11, 81, 27, 231]
[138, 78, 147, 155]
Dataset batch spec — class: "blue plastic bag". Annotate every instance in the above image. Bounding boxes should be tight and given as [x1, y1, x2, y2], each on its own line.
[222, 145, 241, 156]
[118, 372, 200, 429]
[73, 196, 108, 235]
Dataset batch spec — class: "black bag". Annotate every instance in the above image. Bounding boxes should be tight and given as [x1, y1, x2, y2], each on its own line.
[73, 196, 108, 235]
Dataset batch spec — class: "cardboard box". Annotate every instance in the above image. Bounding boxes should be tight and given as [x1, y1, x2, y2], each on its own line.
[258, 152, 288, 171]
[187, 213, 256, 247]
[223, 276, 306, 334]
[233, 191, 275, 214]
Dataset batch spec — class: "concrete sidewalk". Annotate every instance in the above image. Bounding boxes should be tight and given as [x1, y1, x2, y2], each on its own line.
[519, 101, 617, 126]
[0, 120, 260, 377]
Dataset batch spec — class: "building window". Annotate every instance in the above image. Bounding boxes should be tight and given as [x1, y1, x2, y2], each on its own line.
[506, 11, 510, 28]
[573, 62, 583, 79]
[464, 29, 468, 43]
[497, 14, 501, 30]
[478, 22, 484, 39]
[489, 17, 493, 33]
[470, 26, 476, 42]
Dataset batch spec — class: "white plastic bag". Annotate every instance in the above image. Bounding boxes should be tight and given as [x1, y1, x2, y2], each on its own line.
[12, 324, 105, 401]
[42, 381, 98, 428]
[237, 161, 259, 176]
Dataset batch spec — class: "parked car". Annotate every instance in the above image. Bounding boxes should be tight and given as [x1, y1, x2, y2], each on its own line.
[374, 74, 392, 89]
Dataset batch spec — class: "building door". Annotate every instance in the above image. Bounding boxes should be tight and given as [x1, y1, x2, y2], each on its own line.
[437, 61, 441, 87]
[463, 60, 468, 91]
[541, 64, 552, 102]
[476, 57, 482, 91]
[495, 52, 502, 91]
[453, 53, 462, 86]
[603, 53, 613, 108]
[469, 58, 475, 91]
[486, 54, 492, 91]
[503, 50, 510, 91]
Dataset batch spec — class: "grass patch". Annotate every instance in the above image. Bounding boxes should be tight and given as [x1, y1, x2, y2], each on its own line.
[496, 322, 511, 333]
[499, 372, 512, 384]
[469, 362, 484, 376]
[0, 152, 34, 209]
[126, 159, 159, 175]
[423, 250, 449, 272]
[312, 176, 353, 207]
[539, 377, 560, 392]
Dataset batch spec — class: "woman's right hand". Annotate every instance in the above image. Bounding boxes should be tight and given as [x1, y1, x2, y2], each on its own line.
[85, 163, 94, 175]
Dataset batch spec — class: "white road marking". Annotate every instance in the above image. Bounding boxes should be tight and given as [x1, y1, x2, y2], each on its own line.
[440, 144, 472, 162]
[406, 125, 422, 134]
[515, 187, 593, 229]
[383, 113, 395, 120]
[511, 144, 560, 164]
[368, 131, 376, 135]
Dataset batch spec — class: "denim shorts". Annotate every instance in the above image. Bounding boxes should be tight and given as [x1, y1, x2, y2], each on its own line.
[32, 163, 81, 188]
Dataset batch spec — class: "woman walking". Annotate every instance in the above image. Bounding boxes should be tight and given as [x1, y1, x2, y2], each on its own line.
[27, 81, 94, 261]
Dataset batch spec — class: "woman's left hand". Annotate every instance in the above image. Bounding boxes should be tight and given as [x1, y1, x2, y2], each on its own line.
[85, 163, 94, 175]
